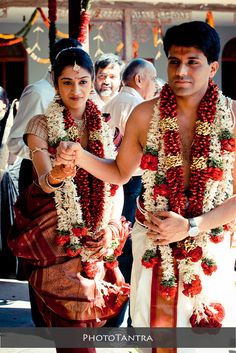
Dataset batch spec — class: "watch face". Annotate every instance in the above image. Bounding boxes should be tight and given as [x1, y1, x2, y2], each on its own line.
[189, 226, 199, 237]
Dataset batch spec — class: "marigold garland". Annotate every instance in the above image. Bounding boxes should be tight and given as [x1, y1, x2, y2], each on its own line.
[78, 11, 90, 44]
[0, 37, 23, 47]
[140, 79, 235, 327]
[0, 8, 68, 53]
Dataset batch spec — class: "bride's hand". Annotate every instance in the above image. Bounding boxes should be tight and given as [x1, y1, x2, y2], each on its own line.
[50, 164, 76, 180]
[55, 141, 82, 167]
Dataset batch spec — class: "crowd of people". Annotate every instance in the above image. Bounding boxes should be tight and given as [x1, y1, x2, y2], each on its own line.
[0, 20, 235, 353]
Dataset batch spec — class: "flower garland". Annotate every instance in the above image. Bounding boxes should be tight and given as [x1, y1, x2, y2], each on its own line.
[78, 11, 90, 44]
[78, 0, 93, 44]
[140, 80, 235, 327]
[45, 97, 120, 277]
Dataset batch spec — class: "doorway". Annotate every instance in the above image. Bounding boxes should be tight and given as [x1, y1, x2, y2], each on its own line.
[222, 37, 236, 100]
[0, 42, 28, 102]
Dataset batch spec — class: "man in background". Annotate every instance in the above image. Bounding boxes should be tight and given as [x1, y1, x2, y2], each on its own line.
[91, 53, 124, 109]
[103, 57, 158, 326]
[103, 58, 158, 226]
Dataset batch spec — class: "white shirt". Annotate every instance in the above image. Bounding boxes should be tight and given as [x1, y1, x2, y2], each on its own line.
[102, 86, 143, 176]
[89, 89, 119, 111]
[89, 90, 106, 110]
[102, 86, 143, 136]
[7, 72, 55, 159]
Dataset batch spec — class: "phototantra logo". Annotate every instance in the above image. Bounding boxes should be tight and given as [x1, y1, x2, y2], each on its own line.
[82, 328, 154, 348]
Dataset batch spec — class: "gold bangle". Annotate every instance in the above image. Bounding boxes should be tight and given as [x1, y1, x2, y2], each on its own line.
[45, 173, 64, 190]
[48, 171, 64, 183]
[29, 147, 48, 159]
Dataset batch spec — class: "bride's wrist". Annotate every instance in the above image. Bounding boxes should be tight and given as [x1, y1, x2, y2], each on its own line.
[48, 170, 64, 184]
[38, 173, 64, 193]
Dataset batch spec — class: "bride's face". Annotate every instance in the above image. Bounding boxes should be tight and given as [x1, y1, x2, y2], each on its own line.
[57, 65, 92, 114]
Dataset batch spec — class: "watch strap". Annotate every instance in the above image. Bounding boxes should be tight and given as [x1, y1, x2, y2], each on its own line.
[188, 218, 197, 228]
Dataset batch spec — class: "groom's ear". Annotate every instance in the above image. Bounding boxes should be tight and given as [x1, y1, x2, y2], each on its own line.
[209, 61, 219, 78]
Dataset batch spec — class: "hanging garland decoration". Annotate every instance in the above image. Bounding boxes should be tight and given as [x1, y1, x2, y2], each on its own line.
[206, 11, 215, 28]
[0, 34, 16, 40]
[18, 8, 39, 40]
[37, 7, 68, 38]
[0, 7, 68, 49]
[0, 37, 24, 47]
[0, 8, 38, 46]
[78, 10, 90, 43]
[152, 27, 159, 48]
[94, 24, 104, 57]
[132, 40, 139, 58]
[25, 8, 50, 64]
[153, 25, 163, 60]
[78, 0, 92, 44]
[48, 0, 57, 55]
[115, 41, 124, 55]
[0, 3, 91, 59]
[25, 47, 50, 64]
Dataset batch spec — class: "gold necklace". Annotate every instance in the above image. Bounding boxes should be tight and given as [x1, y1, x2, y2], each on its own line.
[66, 112, 87, 141]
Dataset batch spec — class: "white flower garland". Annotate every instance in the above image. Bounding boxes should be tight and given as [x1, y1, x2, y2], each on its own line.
[142, 91, 235, 295]
[45, 98, 116, 256]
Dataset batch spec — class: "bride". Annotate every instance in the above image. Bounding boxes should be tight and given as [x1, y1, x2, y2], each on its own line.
[8, 47, 130, 353]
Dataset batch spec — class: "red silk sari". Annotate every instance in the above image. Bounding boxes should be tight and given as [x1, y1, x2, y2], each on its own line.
[8, 181, 130, 325]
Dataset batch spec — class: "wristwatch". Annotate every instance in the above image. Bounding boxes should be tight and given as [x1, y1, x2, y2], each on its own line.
[188, 218, 200, 237]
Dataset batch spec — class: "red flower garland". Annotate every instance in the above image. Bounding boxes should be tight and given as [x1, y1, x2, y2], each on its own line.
[219, 130, 236, 153]
[209, 226, 224, 244]
[201, 258, 217, 276]
[160, 284, 177, 300]
[78, 11, 90, 44]
[140, 153, 158, 171]
[190, 303, 225, 327]
[140, 79, 235, 322]
[187, 246, 203, 262]
[74, 100, 106, 231]
[159, 79, 219, 219]
[50, 99, 115, 234]
[182, 275, 202, 297]
[83, 261, 100, 278]
[141, 257, 159, 269]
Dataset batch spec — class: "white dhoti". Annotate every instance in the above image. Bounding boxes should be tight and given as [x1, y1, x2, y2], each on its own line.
[130, 223, 236, 353]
